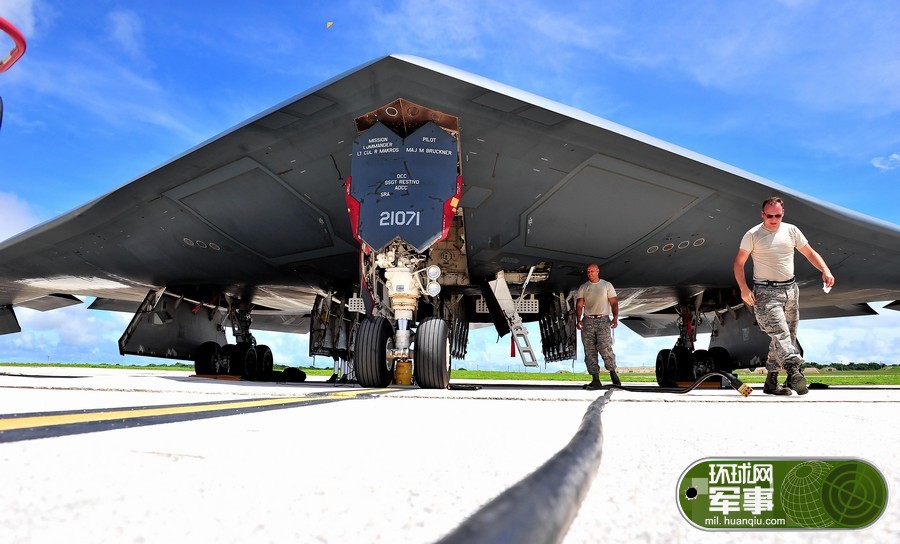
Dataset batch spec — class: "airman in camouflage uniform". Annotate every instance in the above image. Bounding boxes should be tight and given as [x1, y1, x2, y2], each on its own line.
[754, 283, 802, 372]
[734, 197, 835, 396]
[576, 263, 620, 390]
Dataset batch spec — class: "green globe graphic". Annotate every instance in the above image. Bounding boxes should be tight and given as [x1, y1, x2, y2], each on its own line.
[781, 461, 835, 528]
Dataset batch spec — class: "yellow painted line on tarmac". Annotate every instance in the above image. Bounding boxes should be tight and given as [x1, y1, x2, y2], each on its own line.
[0, 388, 386, 432]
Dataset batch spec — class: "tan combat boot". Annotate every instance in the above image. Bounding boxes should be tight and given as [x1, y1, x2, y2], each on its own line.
[763, 372, 792, 396]
[785, 364, 808, 395]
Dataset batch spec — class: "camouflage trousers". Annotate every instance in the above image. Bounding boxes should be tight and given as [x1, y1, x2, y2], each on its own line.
[581, 316, 616, 375]
[753, 283, 804, 372]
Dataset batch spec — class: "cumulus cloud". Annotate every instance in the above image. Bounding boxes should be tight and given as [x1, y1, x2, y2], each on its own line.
[758, 302, 900, 365]
[0, 302, 320, 365]
[0, 192, 40, 242]
[871, 153, 900, 172]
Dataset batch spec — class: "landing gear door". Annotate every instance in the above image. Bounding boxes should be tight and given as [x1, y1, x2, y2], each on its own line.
[118, 291, 227, 360]
[347, 104, 462, 253]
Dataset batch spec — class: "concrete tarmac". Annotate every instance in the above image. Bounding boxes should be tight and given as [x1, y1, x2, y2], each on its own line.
[0, 366, 897, 543]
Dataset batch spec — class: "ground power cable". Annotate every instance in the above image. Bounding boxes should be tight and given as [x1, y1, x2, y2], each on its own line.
[436, 389, 614, 544]
[609, 370, 753, 397]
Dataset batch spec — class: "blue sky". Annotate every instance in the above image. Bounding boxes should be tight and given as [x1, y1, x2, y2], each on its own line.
[1, 0, 899, 369]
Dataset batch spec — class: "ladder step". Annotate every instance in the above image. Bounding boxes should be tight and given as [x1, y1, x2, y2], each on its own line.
[513, 331, 538, 366]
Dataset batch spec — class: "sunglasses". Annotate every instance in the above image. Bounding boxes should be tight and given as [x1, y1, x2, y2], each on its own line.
[764, 213, 783, 219]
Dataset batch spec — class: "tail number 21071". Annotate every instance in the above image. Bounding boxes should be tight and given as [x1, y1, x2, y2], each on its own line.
[379, 211, 421, 226]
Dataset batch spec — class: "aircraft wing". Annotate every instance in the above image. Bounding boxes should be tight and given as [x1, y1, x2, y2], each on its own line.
[2, 54, 899, 372]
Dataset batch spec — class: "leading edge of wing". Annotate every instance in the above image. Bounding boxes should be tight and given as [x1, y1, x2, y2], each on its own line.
[4, 53, 899, 253]
[393, 54, 900, 236]
[0, 55, 392, 250]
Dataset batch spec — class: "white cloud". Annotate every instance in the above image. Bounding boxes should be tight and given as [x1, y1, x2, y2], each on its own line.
[248, 330, 312, 368]
[489, 2, 900, 118]
[107, 10, 145, 59]
[365, 0, 492, 61]
[800, 303, 900, 364]
[0, 301, 322, 366]
[1, 112, 46, 134]
[522, 8, 619, 53]
[0, 192, 40, 242]
[22, 57, 199, 140]
[8, 9, 205, 144]
[871, 153, 900, 172]
[0, 304, 120, 363]
[1, 0, 38, 35]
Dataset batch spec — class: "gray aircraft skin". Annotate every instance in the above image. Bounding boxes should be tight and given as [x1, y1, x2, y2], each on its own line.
[1, 54, 899, 387]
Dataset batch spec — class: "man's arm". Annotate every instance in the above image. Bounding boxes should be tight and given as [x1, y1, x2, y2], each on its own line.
[733, 248, 755, 306]
[798, 244, 836, 287]
[609, 297, 619, 329]
[575, 298, 585, 330]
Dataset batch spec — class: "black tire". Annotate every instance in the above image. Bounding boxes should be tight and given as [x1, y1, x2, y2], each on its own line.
[669, 346, 694, 382]
[655, 348, 673, 387]
[692, 349, 712, 376]
[282, 367, 307, 382]
[355, 317, 394, 388]
[231, 343, 258, 377]
[193, 342, 220, 375]
[255, 344, 274, 381]
[220, 344, 234, 374]
[708, 346, 732, 371]
[415, 317, 451, 389]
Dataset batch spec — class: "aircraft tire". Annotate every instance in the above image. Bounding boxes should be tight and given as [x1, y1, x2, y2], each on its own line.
[669, 346, 694, 382]
[231, 343, 258, 378]
[193, 341, 220, 375]
[220, 344, 234, 374]
[692, 348, 712, 376]
[708, 346, 731, 370]
[355, 317, 394, 388]
[255, 344, 274, 381]
[415, 317, 451, 389]
[655, 348, 674, 387]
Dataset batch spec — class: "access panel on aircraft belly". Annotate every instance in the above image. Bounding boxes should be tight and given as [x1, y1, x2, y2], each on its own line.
[524, 156, 711, 259]
[349, 121, 459, 252]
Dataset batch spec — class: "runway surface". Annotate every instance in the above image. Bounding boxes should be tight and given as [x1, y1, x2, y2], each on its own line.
[0, 366, 897, 543]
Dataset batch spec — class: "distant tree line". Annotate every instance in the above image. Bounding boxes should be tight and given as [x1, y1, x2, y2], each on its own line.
[806, 362, 890, 371]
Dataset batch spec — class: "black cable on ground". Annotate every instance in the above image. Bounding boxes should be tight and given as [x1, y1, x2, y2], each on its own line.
[436, 390, 613, 544]
[606, 370, 752, 396]
[448, 371, 753, 396]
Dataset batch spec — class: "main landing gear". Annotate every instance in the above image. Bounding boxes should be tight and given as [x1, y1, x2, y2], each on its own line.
[655, 345, 731, 387]
[192, 306, 273, 381]
[655, 299, 732, 387]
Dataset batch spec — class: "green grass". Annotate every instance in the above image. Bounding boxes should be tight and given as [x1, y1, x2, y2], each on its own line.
[733, 371, 900, 386]
[452, 369, 609, 382]
[2, 362, 899, 385]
